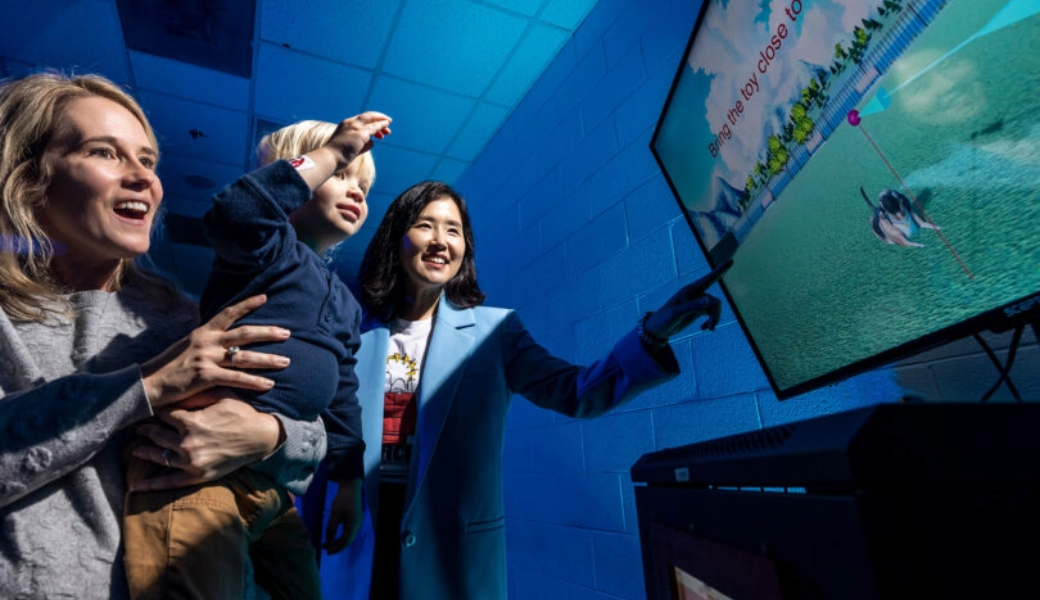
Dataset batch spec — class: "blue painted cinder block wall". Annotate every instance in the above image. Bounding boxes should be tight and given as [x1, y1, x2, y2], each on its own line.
[452, 0, 910, 598]
[455, 0, 1040, 597]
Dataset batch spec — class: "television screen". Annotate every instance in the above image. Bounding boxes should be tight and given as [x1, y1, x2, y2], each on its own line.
[651, 0, 1040, 398]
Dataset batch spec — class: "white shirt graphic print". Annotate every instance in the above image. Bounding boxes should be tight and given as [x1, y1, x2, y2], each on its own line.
[380, 316, 432, 484]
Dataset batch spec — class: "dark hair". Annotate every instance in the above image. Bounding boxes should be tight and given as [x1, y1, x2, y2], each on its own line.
[359, 181, 485, 321]
[879, 189, 910, 215]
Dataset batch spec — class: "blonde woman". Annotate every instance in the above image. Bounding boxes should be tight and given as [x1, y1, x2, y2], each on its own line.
[0, 72, 326, 599]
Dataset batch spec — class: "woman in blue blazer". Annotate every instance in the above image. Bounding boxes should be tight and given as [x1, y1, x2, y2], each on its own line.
[309, 181, 729, 600]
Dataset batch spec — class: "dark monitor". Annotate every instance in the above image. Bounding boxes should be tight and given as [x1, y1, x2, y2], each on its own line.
[632, 403, 1040, 599]
[650, 0, 1040, 398]
[645, 520, 783, 600]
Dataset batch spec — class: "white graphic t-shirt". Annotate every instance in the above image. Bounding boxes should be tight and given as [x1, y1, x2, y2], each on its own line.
[380, 317, 432, 485]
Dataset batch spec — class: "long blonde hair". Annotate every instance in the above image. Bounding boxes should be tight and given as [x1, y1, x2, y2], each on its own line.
[0, 72, 162, 321]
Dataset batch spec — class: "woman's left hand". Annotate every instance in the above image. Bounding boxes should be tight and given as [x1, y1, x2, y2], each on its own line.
[644, 260, 732, 340]
[129, 389, 283, 491]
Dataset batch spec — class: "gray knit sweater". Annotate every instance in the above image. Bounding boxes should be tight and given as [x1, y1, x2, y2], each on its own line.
[0, 280, 326, 599]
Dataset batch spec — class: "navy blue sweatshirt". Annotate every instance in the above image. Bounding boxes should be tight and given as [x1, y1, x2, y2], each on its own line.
[200, 160, 364, 481]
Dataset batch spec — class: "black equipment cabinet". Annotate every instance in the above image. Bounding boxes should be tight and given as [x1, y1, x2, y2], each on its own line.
[631, 403, 1040, 599]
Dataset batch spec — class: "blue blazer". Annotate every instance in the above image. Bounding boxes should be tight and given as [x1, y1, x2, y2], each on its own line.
[308, 298, 678, 600]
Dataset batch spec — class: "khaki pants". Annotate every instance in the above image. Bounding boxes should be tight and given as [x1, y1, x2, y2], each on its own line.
[123, 457, 322, 599]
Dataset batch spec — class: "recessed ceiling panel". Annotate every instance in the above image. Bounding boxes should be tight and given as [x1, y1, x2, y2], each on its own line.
[364, 191, 398, 225]
[1, 0, 130, 83]
[446, 102, 510, 161]
[484, 22, 569, 107]
[0, 58, 36, 80]
[129, 51, 250, 111]
[383, 0, 527, 97]
[158, 154, 249, 217]
[136, 90, 250, 167]
[367, 76, 475, 155]
[481, 0, 547, 17]
[259, 0, 401, 70]
[431, 158, 469, 184]
[255, 44, 373, 123]
[251, 118, 290, 164]
[366, 145, 439, 198]
[116, 0, 255, 78]
[2, 0, 605, 298]
[539, 0, 600, 29]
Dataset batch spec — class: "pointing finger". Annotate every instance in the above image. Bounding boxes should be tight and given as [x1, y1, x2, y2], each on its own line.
[690, 260, 733, 293]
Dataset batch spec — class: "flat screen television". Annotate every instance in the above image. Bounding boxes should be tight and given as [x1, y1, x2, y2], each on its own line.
[651, 0, 1040, 399]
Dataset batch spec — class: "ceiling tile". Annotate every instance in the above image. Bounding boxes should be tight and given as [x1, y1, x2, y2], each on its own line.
[115, 0, 254, 78]
[367, 76, 476, 155]
[1, 0, 130, 83]
[539, 0, 600, 30]
[255, 44, 373, 123]
[0, 57, 36, 80]
[260, 0, 401, 70]
[367, 145, 439, 198]
[430, 158, 469, 183]
[136, 91, 250, 167]
[129, 51, 250, 111]
[383, 0, 527, 97]
[482, 0, 547, 17]
[3, 0, 605, 300]
[446, 102, 510, 161]
[364, 190, 398, 225]
[158, 154, 249, 217]
[485, 22, 569, 106]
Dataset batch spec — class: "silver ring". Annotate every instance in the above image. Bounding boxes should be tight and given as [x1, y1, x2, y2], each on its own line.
[225, 345, 241, 366]
[162, 448, 174, 468]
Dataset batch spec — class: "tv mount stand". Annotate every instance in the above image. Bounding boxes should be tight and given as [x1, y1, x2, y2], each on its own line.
[976, 308, 1040, 401]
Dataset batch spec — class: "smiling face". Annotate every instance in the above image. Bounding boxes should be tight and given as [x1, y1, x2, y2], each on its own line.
[40, 96, 161, 282]
[399, 196, 466, 299]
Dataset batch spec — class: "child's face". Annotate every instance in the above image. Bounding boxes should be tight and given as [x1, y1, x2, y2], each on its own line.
[309, 164, 370, 242]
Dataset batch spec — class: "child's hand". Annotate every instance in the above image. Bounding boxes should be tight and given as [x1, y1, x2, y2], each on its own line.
[326, 111, 392, 168]
[324, 477, 364, 554]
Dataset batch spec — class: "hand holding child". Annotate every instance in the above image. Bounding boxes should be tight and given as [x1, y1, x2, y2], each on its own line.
[141, 295, 291, 408]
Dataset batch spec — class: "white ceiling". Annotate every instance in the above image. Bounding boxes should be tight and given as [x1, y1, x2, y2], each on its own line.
[1, 0, 599, 293]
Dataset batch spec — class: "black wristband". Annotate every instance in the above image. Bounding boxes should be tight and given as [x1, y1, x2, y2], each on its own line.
[637, 312, 668, 351]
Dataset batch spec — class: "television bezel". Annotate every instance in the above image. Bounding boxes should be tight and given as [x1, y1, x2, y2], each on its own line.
[648, 0, 1040, 400]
